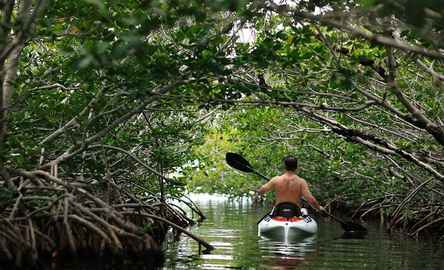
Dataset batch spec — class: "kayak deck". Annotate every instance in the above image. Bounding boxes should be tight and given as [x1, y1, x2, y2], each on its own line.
[258, 214, 318, 241]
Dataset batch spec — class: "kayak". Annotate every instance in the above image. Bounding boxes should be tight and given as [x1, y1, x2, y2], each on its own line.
[258, 209, 318, 240]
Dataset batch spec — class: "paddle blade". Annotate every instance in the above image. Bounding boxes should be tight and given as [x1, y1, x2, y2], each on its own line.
[342, 221, 368, 233]
[225, 153, 254, 173]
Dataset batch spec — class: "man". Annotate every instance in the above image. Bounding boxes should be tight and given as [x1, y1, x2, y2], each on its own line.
[257, 156, 324, 217]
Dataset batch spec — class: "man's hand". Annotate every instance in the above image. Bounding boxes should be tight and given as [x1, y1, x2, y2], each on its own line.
[251, 190, 264, 205]
[319, 206, 326, 212]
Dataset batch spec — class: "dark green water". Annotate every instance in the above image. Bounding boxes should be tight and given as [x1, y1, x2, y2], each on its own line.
[162, 194, 443, 270]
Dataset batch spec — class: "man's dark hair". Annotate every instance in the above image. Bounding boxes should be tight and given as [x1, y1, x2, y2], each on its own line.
[283, 156, 298, 171]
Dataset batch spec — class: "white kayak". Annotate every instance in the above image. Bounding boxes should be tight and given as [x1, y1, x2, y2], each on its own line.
[258, 209, 318, 240]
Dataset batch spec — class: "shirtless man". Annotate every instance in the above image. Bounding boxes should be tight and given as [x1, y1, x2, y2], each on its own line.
[257, 156, 324, 216]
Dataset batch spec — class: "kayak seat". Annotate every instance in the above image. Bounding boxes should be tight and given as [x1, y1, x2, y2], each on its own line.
[271, 202, 302, 218]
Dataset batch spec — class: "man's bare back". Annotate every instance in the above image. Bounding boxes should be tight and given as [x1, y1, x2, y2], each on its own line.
[257, 172, 321, 210]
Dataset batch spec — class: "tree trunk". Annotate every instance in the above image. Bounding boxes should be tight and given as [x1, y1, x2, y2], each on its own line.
[0, 40, 24, 156]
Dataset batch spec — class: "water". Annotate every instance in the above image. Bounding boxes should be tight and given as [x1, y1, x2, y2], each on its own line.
[162, 194, 444, 270]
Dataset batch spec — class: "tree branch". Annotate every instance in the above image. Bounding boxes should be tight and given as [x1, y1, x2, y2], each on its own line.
[386, 46, 444, 146]
[267, 2, 444, 60]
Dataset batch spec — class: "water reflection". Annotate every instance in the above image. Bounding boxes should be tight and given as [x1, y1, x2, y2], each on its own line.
[162, 193, 444, 270]
[258, 236, 317, 270]
[163, 194, 320, 269]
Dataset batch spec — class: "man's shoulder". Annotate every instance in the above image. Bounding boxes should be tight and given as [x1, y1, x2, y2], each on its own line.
[275, 174, 305, 183]
[269, 175, 284, 183]
[294, 175, 307, 183]
[295, 174, 305, 180]
[270, 175, 282, 182]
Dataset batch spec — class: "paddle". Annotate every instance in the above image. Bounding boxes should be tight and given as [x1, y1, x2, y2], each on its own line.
[225, 152, 368, 233]
[225, 152, 269, 180]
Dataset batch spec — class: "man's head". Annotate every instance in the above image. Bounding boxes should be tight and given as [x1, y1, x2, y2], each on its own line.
[283, 156, 298, 171]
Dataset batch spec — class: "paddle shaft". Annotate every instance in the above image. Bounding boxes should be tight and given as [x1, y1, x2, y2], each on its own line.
[302, 198, 346, 224]
[322, 210, 346, 224]
[251, 170, 269, 181]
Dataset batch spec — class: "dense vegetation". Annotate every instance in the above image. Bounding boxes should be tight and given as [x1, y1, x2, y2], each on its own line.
[0, 0, 444, 267]
[188, 1, 444, 239]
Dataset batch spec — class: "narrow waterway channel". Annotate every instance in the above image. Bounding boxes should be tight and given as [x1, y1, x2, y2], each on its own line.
[162, 194, 443, 270]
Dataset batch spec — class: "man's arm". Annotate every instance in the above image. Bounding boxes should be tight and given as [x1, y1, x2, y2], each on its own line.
[301, 179, 323, 211]
[257, 177, 276, 194]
